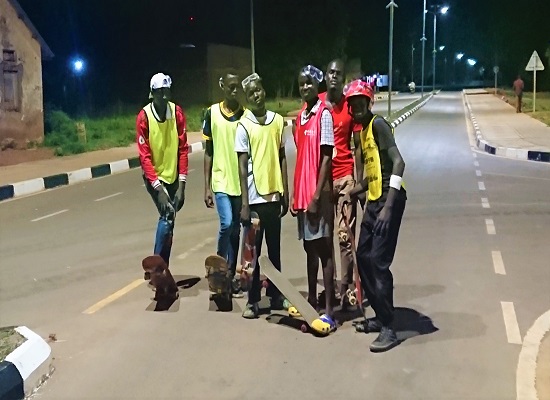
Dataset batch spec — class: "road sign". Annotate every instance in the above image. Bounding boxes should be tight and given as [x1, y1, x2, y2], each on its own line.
[524, 51, 545, 112]
[493, 66, 499, 74]
[525, 50, 545, 71]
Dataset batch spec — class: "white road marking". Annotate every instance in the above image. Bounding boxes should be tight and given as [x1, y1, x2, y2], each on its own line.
[476, 170, 482, 177]
[474, 161, 480, 167]
[177, 237, 215, 259]
[83, 235, 214, 314]
[478, 182, 486, 191]
[485, 218, 496, 235]
[94, 192, 123, 202]
[491, 251, 506, 275]
[481, 198, 490, 208]
[501, 301, 522, 345]
[31, 209, 68, 222]
[516, 309, 550, 399]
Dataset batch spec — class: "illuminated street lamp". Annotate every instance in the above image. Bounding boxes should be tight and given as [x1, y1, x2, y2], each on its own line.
[456, 53, 464, 60]
[467, 58, 477, 66]
[71, 58, 85, 75]
[428, 5, 449, 92]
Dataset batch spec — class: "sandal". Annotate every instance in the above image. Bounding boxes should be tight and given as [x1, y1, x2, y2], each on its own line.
[311, 314, 337, 336]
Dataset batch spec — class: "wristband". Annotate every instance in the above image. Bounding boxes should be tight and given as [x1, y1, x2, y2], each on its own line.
[389, 175, 402, 190]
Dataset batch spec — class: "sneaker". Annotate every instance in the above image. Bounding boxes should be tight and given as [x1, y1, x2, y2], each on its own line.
[369, 326, 399, 352]
[231, 279, 244, 298]
[270, 295, 288, 310]
[354, 317, 382, 333]
[242, 302, 259, 319]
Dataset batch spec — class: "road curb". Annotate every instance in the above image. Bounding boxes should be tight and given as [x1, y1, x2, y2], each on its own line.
[0, 326, 54, 400]
[389, 93, 434, 129]
[0, 120, 295, 202]
[463, 90, 550, 163]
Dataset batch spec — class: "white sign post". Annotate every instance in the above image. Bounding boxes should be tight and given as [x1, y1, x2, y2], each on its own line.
[525, 50, 545, 112]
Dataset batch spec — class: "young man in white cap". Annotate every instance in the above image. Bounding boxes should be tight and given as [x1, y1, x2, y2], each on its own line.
[136, 73, 189, 268]
[203, 71, 246, 297]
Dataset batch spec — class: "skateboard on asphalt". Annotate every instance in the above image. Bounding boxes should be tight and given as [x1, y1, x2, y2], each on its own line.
[258, 255, 322, 334]
[205, 254, 232, 311]
[236, 212, 260, 292]
[342, 203, 364, 314]
[142, 255, 179, 302]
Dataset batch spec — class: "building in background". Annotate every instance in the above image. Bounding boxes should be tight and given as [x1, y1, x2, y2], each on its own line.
[0, 0, 53, 148]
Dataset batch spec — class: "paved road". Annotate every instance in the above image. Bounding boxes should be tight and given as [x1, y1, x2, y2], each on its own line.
[1, 91, 548, 399]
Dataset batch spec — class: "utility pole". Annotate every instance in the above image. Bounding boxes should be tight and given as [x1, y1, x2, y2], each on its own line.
[250, 0, 255, 73]
[421, 0, 426, 97]
[387, 0, 398, 119]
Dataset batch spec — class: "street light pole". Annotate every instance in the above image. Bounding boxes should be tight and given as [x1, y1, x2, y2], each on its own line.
[432, 12, 437, 92]
[250, 0, 255, 73]
[411, 43, 415, 82]
[421, 0, 426, 97]
[387, 0, 398, 119]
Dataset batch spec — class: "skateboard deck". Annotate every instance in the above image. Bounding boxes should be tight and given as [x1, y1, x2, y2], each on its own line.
[258, 255, 319, 332]
[205, 254, 232, 311]
[236, 212, 260, 291]
[342, 204, 363, 313]
[142, 255, 179, 302]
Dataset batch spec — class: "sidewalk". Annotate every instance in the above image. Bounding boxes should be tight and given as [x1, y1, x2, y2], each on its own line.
[0, 131, 203, 187]
[464, 89, 550, 162]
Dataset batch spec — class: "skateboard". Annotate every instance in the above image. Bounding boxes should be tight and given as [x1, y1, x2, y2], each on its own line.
[258, 255, 321, 333]
[142, 255, 179, 302]
[236, 211, 260, 292]
[342, 203, 364, 313]
[204, 254, 232, 310]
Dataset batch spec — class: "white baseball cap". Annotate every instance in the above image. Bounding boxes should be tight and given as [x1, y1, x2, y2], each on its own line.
[150, 73, 172, 90]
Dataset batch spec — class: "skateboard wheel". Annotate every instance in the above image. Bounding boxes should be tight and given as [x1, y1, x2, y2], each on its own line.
[300, 324, 308, 333]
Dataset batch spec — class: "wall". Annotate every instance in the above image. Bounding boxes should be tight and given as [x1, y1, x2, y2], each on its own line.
[0, 0, 44, 147]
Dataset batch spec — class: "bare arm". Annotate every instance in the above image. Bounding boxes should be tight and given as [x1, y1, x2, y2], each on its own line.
[238, 152, 249, 207]
[204, 141, 213, 192]
[314, 145, 332, 202]
[353, 130, 363, 183]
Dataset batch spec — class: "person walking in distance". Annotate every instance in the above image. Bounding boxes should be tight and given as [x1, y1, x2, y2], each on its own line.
[513, 75, 524, 113]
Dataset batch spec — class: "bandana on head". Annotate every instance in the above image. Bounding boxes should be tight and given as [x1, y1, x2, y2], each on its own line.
[241, 73, 261, 91]
[300, 65, 324, 83]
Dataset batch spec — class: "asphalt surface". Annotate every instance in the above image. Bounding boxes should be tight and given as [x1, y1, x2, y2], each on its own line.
[1, 91, 548, 399]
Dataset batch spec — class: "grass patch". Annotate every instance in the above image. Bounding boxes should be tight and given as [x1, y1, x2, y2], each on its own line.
[43, 99, 302, 156]
[265, 98, 303, 116]
[494, 89, 550, 126]
[389, 95, 427, 121]
[0, 328, 26, 362]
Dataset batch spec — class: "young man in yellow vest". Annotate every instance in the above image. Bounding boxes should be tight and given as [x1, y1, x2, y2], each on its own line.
[137, 73, 189, 268]
[235, 73, 289, 319]
[203, 71, 245, 297]
[343, 79, 407, 352]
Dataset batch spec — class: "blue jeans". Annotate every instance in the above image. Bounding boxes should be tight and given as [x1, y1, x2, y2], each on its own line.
[215, 192, 241, 276]
[144, 176, 179, 266]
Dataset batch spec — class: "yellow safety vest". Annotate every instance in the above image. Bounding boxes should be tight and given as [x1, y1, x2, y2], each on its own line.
[143, 102, 179, 184]
[360, 115, 404, 201]
[239, 112, 285, 196]
[210, 103, 241, 196]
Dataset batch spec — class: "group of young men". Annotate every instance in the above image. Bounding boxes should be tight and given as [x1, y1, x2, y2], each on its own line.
[136, 59, 407, 352]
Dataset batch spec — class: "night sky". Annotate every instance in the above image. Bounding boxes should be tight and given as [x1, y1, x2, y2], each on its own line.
[16, 0, 550, 113]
